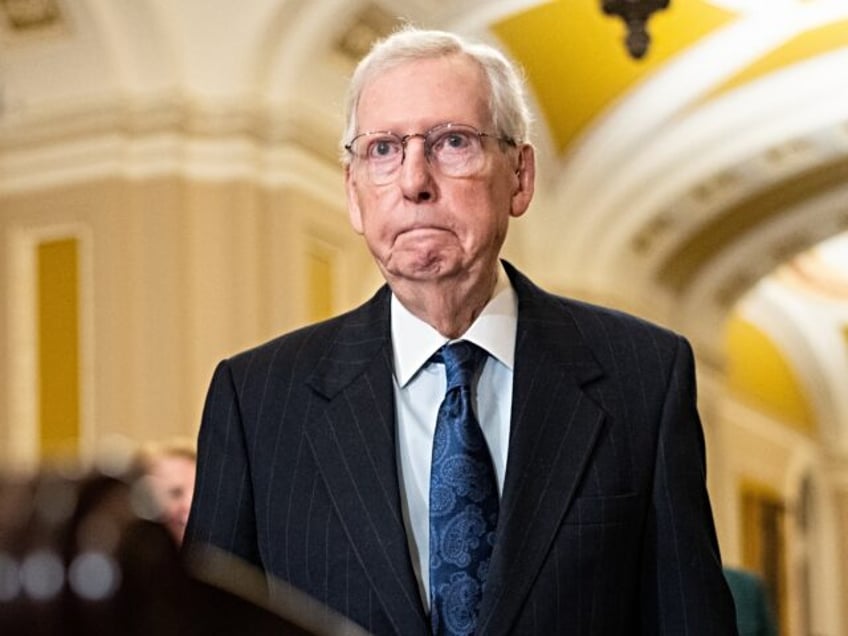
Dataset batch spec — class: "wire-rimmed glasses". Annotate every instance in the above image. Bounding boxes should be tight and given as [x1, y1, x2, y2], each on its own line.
[345, 122, 516, 185]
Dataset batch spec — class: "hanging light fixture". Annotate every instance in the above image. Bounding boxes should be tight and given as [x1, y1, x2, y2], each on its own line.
[602, 0, 670, 59]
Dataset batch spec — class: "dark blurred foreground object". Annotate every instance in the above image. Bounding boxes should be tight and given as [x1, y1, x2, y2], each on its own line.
[723, 567, 778, 636]
[0, 470, 369, 635]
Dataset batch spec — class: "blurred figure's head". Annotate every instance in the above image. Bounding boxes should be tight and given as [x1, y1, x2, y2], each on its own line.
[133, 440, 196, 545]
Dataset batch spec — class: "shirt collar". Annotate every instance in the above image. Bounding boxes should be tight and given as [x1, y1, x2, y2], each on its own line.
[391, 263, 518, 387]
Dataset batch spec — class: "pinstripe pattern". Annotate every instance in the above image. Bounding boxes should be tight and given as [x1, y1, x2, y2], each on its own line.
[186, 262, 737, 635]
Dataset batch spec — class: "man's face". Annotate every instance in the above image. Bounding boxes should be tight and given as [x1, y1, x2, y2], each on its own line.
[345, 54, 534, 287]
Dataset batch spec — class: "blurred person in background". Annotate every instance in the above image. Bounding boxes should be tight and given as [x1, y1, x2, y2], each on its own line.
[724, 567, 779, 636]
[134, 439, 196, 545]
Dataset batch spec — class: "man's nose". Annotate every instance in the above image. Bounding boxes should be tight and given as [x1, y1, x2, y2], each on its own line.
[398, 137, 435, 203]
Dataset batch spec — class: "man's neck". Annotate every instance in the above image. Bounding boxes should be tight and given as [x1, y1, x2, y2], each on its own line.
[388, 267, 499, 339]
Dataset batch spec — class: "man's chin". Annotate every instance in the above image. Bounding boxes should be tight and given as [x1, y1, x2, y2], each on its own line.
[382, 253, 461, 282]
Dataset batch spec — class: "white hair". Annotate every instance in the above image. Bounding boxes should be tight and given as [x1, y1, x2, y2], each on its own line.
[341, 26, 533, 164]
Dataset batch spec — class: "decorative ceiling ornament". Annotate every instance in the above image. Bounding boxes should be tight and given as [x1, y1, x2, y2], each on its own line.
[601, 0, 670, 59]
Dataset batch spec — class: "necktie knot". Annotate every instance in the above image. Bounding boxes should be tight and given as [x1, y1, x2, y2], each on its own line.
[435, 341, 487, 392]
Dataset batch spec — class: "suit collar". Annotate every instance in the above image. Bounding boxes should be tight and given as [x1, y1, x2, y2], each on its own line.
[503, 260, 603, 384]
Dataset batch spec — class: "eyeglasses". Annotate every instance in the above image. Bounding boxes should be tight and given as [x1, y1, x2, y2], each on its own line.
[345, 122, 516, 185]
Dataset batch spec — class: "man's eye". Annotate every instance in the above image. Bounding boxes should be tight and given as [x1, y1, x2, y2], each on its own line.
[446, 133, 471, 148]
[368, 138, 400, 159]
[434, 131, 473, 153]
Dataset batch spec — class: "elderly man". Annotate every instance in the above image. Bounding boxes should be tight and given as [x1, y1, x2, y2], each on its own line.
[186, 27, 737, 636]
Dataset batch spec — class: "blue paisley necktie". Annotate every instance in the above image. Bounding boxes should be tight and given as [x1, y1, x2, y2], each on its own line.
[429, 341, 498, 636]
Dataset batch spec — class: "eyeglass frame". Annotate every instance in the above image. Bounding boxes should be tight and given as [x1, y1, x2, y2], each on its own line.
[344, 122, 517, 183]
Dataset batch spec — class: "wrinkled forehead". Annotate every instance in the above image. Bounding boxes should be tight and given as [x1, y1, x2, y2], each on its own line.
[356, 53, 493, 129]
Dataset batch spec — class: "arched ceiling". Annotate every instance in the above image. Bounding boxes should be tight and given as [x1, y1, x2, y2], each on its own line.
[493, 0, 736, 155]
[1, 0, 847, 443]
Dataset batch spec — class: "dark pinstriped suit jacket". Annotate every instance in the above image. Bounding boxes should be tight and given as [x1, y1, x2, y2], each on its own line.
[185, 262, 738, 635]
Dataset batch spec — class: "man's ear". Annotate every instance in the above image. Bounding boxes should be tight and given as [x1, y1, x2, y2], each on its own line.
[510, 144, 535, 218]
[345, 165, 365, 234]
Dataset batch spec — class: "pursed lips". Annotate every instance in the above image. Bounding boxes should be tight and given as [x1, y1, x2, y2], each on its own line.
[397, 224, 451, 238]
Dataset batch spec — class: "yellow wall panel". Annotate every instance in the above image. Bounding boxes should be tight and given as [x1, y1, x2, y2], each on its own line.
[37, 238, 80, 460]
[307, 242, 335, 323]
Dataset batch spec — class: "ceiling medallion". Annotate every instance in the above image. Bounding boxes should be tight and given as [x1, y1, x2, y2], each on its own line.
[601, 0, 670, 59]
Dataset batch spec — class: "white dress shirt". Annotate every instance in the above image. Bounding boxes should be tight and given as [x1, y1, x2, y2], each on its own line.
[390, 264, 517, 609]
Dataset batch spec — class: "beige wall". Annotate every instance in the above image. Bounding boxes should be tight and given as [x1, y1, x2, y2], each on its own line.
[1, 171, 377, 469]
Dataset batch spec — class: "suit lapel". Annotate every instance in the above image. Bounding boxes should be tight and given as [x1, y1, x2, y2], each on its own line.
[478, 265, 607, 635]
[304, 287, 429, 635]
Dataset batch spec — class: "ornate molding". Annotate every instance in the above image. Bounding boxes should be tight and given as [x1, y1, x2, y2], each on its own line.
[0, 94, 345, 193]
